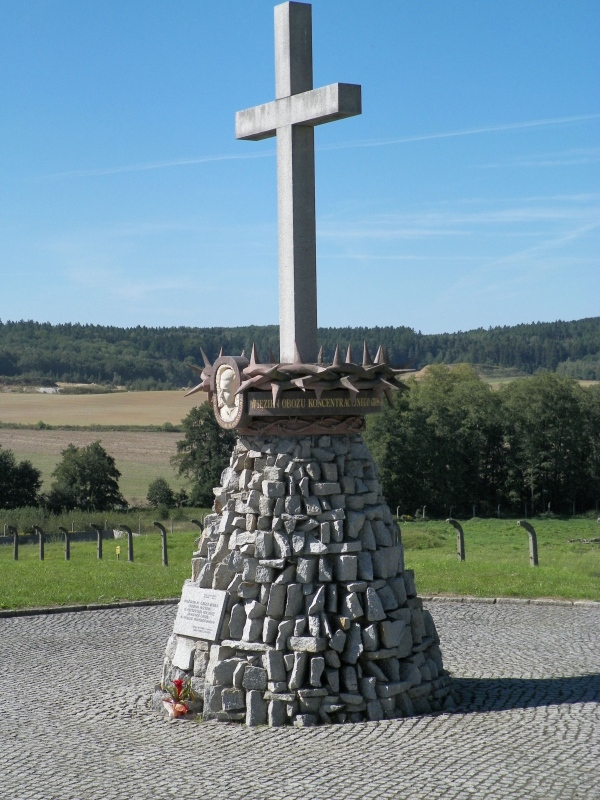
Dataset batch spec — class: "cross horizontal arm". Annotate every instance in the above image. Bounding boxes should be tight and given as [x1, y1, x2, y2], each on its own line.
[236, 82, 361, 141]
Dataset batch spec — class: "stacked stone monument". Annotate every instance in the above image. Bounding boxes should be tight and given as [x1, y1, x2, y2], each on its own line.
[158, 1, 452, 726]
[161, 430, 452, 726]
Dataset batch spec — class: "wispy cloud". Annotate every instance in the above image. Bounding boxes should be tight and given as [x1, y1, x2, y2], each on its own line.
[318, 113, 600, 152]
[46, 151, 274, 179]
[45, 113, 599, 179]
[480, 147, 600, 169]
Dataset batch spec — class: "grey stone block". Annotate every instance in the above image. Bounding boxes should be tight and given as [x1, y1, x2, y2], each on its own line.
[221, 687, 246, 711]
[242, 616, 263, 642]
[371, 547, 399, 579]
[266, 583, 287, 618]
[285, 583, 304, 617]
[288, 636, 326, 652]
[268, 699, 287, 727]
[273, 532, 291, 558]
[254, 531, 273, 559]
[312, 482, 341, 496]
[263, 615, 279, 644]
[307, 585, 326, 615]
[325, 668, 340, 693]
[321, 462, 338, 481]
[296, 557, 318, 583]
[293, 714, 317, 727]
[263, 650, 286, 682]
[377, 584, 399, 611]
[276, 618, 295, 650]
[288, 652, 308, 690]
[362, 623, 379, 651]
[255, 565, 275, 583]
[203, 685, 223, 715]
[346, 511, 366, 539]
[365, 587, 386, 622]
[305, 461, 321, 480]
[360, 676, 377, 700]
[319, 556, 333, 582]
[357, 551, 374, 581]
[404, 569, 417, 597]
[341, 591, 364, 620]
[367, 699, 384, 721]
[304, 496, 321, 515]
[341, 665, 358, 692]
[310, 656, 325, 687]
[262, 480, 285, 497]
[245, 690, 267, 726]
[335, 555, 358, 581]
[242, 666, 268, 691]
[341, 623, 363, 665]
[229, 603, 246, 639]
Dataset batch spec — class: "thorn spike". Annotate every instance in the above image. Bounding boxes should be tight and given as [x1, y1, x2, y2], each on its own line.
[317, 346, 324, 365]
[218, 346, 224, 358]
[332, 345, 343, 368]
[374, 345, 384, 365]
[362, 341, 373, 367]
[250, 343, 260, 366]
[200, 348, 212, 369]
[346, 344, 353, 363]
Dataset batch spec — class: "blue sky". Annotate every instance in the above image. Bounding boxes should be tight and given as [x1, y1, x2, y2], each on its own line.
[1, 0, 598, 335]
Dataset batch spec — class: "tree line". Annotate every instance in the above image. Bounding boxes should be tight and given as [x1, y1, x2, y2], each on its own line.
[364, 367, 600, 518]
[0, 317, 598, 388]
[1, 369, 598, 519]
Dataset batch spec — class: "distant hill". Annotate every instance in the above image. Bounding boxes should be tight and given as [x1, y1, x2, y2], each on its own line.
[0, 317, 598, 388]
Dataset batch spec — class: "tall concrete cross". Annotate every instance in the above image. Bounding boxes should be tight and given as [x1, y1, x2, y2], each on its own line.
[236, 1, 361, 364]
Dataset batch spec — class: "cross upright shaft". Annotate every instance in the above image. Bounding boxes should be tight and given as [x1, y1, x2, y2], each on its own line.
[235, 1, 361, 364]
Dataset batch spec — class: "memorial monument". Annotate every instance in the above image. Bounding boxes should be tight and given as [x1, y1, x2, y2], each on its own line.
[158, 1, 452, 726]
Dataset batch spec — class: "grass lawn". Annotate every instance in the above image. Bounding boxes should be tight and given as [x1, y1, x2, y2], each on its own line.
[0, 531, 197, 610]
[1, 518, 598, 610]
[402, 517, 600, 602]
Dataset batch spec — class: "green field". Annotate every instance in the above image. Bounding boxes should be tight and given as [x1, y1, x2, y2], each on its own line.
[402, 517, 600, 601]
[1, 518, 598, 611]
[0, 531, 197, 609]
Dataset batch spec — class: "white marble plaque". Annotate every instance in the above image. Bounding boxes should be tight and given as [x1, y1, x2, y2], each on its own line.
[173, 584, 227, 641]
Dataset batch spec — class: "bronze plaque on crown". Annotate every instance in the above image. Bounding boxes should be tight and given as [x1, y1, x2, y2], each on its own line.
[247, 390, 383, 417]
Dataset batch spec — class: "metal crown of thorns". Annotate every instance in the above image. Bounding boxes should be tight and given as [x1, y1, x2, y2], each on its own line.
[186, 342, 411, 407]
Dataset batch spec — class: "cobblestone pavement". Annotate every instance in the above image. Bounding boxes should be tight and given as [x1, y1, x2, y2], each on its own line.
[1, 600, 598, 800]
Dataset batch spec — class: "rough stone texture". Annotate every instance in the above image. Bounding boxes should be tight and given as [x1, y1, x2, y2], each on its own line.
[160, 435, 452, 727]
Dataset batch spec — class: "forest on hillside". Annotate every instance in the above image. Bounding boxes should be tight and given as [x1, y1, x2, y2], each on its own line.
[0, 317, 598, 389]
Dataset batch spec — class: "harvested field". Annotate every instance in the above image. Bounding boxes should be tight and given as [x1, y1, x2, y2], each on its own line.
[0, 429, 186, 504]
[0, 390, 206, 427]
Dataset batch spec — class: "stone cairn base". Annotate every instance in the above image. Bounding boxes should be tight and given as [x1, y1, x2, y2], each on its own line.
[160, 434, 453, 726]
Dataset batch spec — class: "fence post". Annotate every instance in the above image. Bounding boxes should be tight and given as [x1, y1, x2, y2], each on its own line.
[91, 523, 103, 560]
[517, 520, 539, 566]
[472, 504, 476, 518]
[446, 518, 465, 561]
[396, 506, 400, 520]
[33, 526, 44, 561]
[58, 526, 70, 560]
[497, 504, 501, 518]
[9, 526, 18, 560]
[153, 522, 168, 567]
[118, 525, 134, 563]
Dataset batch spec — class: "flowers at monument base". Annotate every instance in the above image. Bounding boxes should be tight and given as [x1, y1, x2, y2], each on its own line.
[161, 678, 195, 718]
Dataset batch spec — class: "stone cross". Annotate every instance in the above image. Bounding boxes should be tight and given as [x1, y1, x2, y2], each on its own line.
[236, 1, 361, 363]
